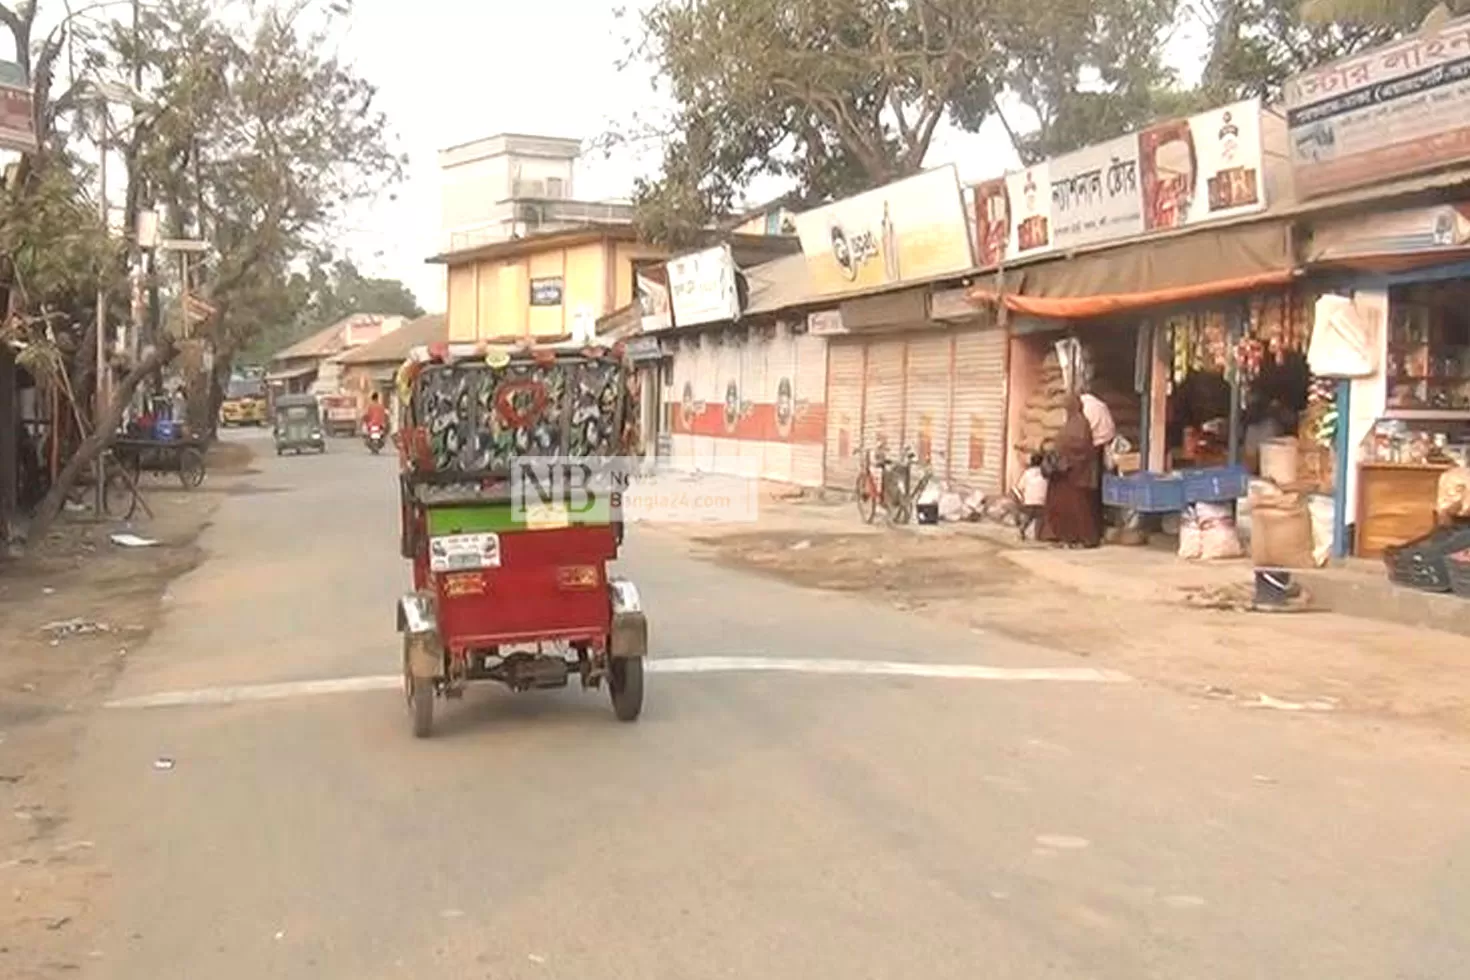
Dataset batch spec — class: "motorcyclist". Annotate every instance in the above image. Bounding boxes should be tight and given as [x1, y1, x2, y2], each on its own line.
[362, 392, 388, 437]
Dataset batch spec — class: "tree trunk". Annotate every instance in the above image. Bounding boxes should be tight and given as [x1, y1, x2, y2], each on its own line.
[25, 339, 179, 549]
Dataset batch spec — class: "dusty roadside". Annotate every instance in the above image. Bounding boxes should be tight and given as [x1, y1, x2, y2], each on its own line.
[0, 442, 251, 979]
[650, 493, 1470, 738]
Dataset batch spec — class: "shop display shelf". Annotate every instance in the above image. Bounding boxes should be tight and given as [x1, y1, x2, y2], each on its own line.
[1181, 465, 1249, 503]
[1103, 472, 1185, 513]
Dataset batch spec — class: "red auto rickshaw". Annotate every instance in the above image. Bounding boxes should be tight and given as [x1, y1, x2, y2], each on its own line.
[393, 339, 646, 738]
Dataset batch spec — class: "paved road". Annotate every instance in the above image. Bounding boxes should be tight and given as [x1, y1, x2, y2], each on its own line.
[68, 438, 1470, 979]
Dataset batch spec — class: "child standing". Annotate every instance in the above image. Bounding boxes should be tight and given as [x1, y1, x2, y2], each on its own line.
[1015, 452, 1049, 541]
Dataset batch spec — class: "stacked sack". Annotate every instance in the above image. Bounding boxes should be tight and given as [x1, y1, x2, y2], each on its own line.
[1017, 346, 1140, 452]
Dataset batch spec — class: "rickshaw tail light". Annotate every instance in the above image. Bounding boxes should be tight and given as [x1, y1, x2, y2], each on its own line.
[556, 565, 600, 590]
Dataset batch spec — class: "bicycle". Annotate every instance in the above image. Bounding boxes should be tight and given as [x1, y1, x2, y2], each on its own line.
[854, 445, 933, 526]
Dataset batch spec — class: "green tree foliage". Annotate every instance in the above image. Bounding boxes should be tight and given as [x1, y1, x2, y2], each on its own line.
[623, 0, 1180, 240]
[242, 257, 423, 361]
[1195, 0, 1430, 104]
[625, 0, 1467, 239]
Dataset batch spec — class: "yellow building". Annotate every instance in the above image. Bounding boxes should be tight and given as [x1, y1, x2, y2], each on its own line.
[431, 226, 670, 342]
[430, 133, 797, 343]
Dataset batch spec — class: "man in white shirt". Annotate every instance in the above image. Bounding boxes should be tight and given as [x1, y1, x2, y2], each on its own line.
[1079, 389, 1115, 530]
[1080, 391, 1115, 449]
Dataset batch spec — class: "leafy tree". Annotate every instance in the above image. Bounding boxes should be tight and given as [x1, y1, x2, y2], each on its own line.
[5, 0, 403, 545]
[623, 0, 1182, 240]
[1193, 0, 1430, 104]
[1300, 0, 1464, 27]
[240, 257, 424, 362]
[107, 0, 405, 426]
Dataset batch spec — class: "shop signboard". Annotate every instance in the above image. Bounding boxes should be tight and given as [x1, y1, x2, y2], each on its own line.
[806, 310, 847, 336]
[635, 264, 672, 333]
[667, 244, 741, 326]
[0, 61, 36, 154]
[1308, 203, 1470, 262]
[1284, 15, 1470, 198]
[972, 98, 1267, 266]
[623, 336, 664, 361]
[793, 165, 975, 296]
[529, 276, 564, 307]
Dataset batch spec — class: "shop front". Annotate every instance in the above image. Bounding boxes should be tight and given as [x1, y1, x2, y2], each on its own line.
[819, 288, 1008, 496]
[664, 319, 828, 486]
[1305, 203, 1470, 558]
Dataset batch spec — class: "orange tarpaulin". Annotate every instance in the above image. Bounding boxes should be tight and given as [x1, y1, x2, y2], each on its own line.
[966, 218, 1296, 320]
[969, 270, 1296, 319]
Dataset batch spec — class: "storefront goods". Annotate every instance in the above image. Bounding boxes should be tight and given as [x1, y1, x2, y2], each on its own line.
[1016, 344, 1140, 455]
[1249, 483, 1315, 570]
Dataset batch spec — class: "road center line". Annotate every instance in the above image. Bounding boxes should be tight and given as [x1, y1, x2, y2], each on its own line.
[103, 658, 1129, 710]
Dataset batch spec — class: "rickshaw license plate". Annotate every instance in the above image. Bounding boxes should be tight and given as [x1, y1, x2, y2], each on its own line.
[429, 532, 502, 573]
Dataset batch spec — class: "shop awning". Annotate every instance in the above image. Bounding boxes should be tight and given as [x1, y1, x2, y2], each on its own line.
[968, 220, 1296, 319]
[265, 364, 316, 383]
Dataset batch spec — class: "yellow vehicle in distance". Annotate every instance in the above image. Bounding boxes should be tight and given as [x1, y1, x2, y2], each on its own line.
[220, 375, 268, 427]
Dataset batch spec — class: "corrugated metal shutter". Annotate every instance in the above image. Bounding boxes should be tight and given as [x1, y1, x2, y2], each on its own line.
[903, 332, 953, 478]
[951, 324, 1008, 494]
[824, 339, 865, 490]
[863, 338, 905, 458]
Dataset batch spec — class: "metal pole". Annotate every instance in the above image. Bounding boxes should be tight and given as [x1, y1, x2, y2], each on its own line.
[94, 101, 109, 516]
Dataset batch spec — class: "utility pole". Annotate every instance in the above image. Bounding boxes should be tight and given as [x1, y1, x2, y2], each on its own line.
[93, 99, 109, 517]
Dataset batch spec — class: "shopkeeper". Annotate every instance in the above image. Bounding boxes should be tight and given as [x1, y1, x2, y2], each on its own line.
[1081, 387, 1116, 525]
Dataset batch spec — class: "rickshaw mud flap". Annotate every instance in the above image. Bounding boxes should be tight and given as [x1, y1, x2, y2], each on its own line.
[608, 579, 647, 659]
[397, 592, 438, 635]
[609, 611, 647, 659]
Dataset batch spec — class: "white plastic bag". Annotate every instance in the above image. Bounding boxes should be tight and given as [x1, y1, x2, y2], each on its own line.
[1307, 494, 1335, 568]
[1178, 505, 1203, 560]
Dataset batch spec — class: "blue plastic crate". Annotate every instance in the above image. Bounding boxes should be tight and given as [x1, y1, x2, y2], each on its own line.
[1103, 472, 1185, 513]
[1181, 465, 1249, 503]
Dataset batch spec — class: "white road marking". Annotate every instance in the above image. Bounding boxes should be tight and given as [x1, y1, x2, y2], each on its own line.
[104, 657, 1129, 710]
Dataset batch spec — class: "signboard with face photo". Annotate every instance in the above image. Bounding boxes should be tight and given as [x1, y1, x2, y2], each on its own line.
[969, 98, 1267, 267]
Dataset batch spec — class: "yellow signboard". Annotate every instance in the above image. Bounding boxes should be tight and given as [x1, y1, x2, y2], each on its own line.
[793, 166, 975, 297]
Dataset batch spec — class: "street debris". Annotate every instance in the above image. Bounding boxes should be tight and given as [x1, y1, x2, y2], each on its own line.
[1035, 834, 1091, 850]
[788, 539, 812, 551]
[110, 533, 160, 548]
[1182, 582, 1313, 613]
[153, 757, 175, 771]
[40, 618, 112, 641]
[45, 916, 71, 931]
[1253, 694, 1337, 713]
[528, 953, 547, 965]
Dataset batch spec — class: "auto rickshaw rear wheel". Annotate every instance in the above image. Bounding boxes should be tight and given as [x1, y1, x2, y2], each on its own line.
[608, 657, 643, 722]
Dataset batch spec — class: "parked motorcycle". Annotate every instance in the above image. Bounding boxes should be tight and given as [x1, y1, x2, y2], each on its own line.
[365, 424, 386, 455]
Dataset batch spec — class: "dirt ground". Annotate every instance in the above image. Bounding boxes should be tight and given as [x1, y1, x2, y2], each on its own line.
[669, 512, 1470, 739]
[0, 442, 251, 979]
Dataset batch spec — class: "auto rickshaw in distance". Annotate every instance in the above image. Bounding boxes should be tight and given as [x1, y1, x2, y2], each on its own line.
[272, 394, 327, 455]
[393, 339, 647, 738]
[219, 374, 268, 427]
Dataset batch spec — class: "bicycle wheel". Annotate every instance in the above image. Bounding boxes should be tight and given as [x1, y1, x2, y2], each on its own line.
[178, 448, 206, 489]
[102, 465, 136, 520]
[885, 471, 912, 526]
[855, 473, 878, 524]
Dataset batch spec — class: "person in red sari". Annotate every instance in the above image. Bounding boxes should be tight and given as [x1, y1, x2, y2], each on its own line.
[1043, 394, 1102, 549]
